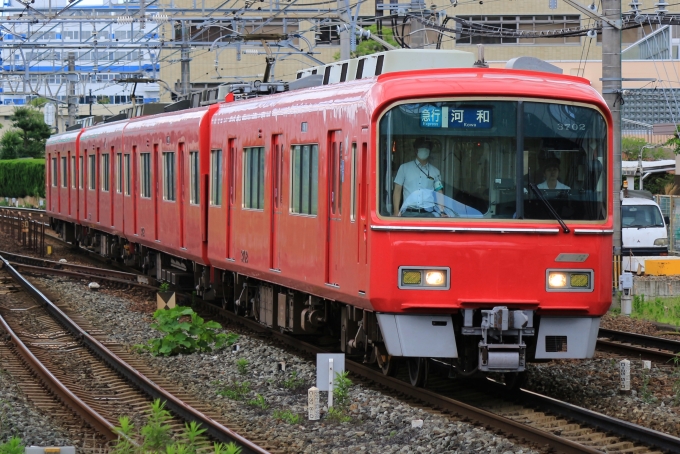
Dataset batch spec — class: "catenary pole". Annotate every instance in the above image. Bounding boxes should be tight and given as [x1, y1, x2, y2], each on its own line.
[602, 0, 622, 271]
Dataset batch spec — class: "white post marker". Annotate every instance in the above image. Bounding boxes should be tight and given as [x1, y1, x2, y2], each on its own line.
[620, 359, 631, 393]
[643, 360, 651, 370]
[308, 387, 320, 420]
[328, 358, 334, 408]
[316, 353, 345, 410]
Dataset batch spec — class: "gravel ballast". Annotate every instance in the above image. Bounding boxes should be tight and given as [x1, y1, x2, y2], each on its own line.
[24, 275, 538, 453]
[0, 364, 74, 446]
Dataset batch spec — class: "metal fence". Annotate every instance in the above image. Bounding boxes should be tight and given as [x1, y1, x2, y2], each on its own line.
[0, 208, 45, 256]
[655, 195, 680, 253]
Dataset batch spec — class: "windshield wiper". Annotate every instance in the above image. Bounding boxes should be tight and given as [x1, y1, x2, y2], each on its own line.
[529, 183, 570, 234]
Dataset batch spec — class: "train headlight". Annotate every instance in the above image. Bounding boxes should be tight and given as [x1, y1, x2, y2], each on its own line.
[548, 272, 567, 288]
[398, 267, 449, 290]
[546, 269, 594, 292]
[425, 271, 446, 286]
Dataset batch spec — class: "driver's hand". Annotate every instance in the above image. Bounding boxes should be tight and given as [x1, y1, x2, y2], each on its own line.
[395, 211, 402, 217]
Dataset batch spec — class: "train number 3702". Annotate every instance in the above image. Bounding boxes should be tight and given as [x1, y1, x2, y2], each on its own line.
[557, 123, 586, 131]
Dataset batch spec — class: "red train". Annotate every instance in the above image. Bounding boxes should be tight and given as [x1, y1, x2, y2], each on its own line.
[46, 50, 612, 386]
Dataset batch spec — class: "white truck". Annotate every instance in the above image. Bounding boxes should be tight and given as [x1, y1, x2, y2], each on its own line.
[621, 189, 669, 257]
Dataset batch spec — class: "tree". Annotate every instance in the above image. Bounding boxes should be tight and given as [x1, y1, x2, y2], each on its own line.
[334, 25, 399, 60]
[8, 106, 51, 158]
[621, 137, 668, 161]
[0, 130, 22, 160]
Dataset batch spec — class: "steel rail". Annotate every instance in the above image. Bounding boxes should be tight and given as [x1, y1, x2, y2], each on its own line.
[0, 311, 117, 440]
[514, 388, 680, 453]
[597, 328, 680, 362]
[0, 255, 270, 454]
[196, 302, 600, 454]
[1, 250, 139, 278]
[599, 328, 680, 352]
[9, 262, 156, 289]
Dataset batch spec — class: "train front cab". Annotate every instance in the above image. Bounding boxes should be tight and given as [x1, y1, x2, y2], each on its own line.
[46, 129, 83, 242]
[368, 86, 613, 381]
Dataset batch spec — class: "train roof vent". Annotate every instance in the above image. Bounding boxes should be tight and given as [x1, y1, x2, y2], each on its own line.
[505, 57, 563, 74]
[140, 103, 169, 116]
[164, 99, 192, 113]
[103, 113, 127, 123]
[65, 124, 82, 131]
[297, 49, 476, 84]
[288, 74, 323, 91]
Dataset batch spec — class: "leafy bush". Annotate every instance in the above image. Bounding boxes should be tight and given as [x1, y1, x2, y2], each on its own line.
[0, 437, 25, 454]
[0, 159, 45, 198]
[109, 400, 226, 453]
[136, 306, 238, 356]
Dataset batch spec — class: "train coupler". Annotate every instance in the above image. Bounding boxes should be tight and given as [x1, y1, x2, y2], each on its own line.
[461, 306, 534, 373]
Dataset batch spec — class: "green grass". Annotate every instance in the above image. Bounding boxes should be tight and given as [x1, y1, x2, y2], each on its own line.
[630, 295, 680, 326]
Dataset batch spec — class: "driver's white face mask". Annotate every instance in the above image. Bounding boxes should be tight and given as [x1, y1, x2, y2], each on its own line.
[417, 148, 430, 161]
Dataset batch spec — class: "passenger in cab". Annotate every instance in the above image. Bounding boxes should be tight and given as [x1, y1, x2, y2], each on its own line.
[392, 138, 446, 217]
[538, 158, 570, 190]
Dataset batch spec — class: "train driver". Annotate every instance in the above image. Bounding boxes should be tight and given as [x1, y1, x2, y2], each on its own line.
[392, 138, 447, 217]
[537, 158, 570, 190]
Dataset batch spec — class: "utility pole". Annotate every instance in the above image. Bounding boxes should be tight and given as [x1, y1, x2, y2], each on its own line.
[181, 21, 190, 96]
[601, 0, 622, 267]
[67, 52, 77, 128]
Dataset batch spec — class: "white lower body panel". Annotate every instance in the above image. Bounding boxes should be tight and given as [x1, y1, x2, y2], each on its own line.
[534, 316, 600, 359]
[377, 314, 458, 358]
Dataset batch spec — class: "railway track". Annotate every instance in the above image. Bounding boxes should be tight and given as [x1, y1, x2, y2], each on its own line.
[597, 328, 680, 362]
[195, 302, 680, 454]
[0, 255, 272, 453]
[0, 250, 155, 289]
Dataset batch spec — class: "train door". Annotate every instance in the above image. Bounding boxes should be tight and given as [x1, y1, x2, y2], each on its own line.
[67, 151, 72, 216]
[179, 143, 185, 249]
[357, 142, 368, 291]
[154, 144, 159, 240]
[132, 146, 138, 235]
[270, 134, 283, 271]
[83, 150, 87, 221]
[326, 130, 344, 286]
[110, 146, 115, 226]
[96, 147, 100, 223]
[227, 138, 236, 260]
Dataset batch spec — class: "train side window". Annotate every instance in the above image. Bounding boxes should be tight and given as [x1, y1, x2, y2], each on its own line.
[51, 157, 57, 187]
[71, 156, 76, 188]
[101, 153, 110, 192]
[163, 151, 176, 201]
[244, 147, 265, 210]
[124, 154, 131, 196]
[88, 154, 96, 190]
[291, 144, 319, 215]
[79, 156, 83, 189]
[61, 156, 68, 188]
[189, 151, 199, 205]
[140, 153, 151, 198]
[116, 153, 123, 193]
[210, 149, 222, 206]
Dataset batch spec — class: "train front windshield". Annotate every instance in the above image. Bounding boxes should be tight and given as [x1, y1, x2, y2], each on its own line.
[378, 100, 608, 221]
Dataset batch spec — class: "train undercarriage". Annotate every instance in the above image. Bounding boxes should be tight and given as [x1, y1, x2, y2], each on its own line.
[57, 220, 547, 388]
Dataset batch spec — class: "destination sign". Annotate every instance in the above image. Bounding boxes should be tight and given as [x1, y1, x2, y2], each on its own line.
[420, 106, 493, 129]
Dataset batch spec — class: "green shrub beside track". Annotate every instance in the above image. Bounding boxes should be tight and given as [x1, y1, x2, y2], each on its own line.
[0, 159, 45, 198]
